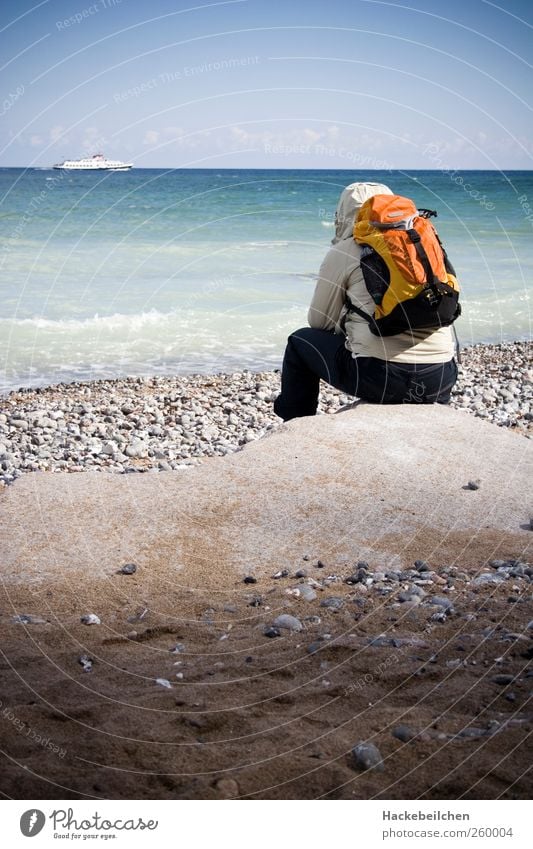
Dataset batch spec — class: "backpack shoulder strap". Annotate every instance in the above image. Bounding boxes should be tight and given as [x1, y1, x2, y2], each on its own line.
[406, 227, 436, 286]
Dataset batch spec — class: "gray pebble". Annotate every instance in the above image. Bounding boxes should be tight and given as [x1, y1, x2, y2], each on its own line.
[491, 674, 514, 685]
[264, 627, 281, 638]
[351, 742, 384, 772]
[465, 479, 481, 490]
[430, 611, 447, 623]
[12, 614, 47, 625]
[473, 573, 507, 586]
[457, 727, 488, 739]
[119, 562, 137, 575]
[296, 585, 317, 602]
[78, 654, 93, 672]
[272, 614, 303, 632]
[80, 613, 101, 625]
[304, 615, 321, 625]
[320, 596, 344, 610]
[392, 725, 418, 743]
[398, 592, 422, 604]
[428, 595, 454, 609]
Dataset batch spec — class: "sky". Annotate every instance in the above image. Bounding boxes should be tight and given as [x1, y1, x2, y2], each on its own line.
[1, 0, 532, 169]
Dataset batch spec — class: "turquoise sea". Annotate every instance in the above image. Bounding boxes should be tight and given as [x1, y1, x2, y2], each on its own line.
[0, 168, 531, 394]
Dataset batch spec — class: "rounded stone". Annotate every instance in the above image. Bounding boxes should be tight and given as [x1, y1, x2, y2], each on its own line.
[320, 596, 344, 610]
[296, 585, 317, 602]
[80, 613, 101, 625]
[392, 725, 418, 743]
[272, 614, 303, 632]
[214, 778, 240, 798]
[351, 742, 384, 772]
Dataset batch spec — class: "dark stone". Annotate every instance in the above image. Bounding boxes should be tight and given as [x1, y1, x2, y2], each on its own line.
[264, 627, 281, 638]
[351, 742, 384, 772]
[458, 727, 488, 739]
[320, 596, 344, 610]
[414, 560, 430, 572]
[243, 576, 257, 584]
[392, 725, 418, 742]
[119, 563, 137, 575]
[491, 674, 514, 685]
[429, 595, 454, 609]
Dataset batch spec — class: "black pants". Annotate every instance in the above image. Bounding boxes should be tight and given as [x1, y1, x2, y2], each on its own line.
[274, 328, 458, 421]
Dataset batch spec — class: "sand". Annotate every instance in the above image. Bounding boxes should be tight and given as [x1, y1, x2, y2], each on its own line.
[0, 403, 531, 800]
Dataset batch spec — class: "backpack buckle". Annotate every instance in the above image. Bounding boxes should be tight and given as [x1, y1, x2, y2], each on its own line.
[424, 283, 441, 307]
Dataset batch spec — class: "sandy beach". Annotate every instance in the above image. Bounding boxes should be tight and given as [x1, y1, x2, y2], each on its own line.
[0, 341, 532, 800]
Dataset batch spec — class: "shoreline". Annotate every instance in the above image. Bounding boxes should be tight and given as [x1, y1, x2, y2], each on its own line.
[0, 340, 531, 487]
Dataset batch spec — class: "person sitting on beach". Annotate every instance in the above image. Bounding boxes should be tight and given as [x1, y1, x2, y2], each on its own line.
[273, 181, 459, 421]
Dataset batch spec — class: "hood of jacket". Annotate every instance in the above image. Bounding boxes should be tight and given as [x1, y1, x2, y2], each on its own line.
[332, 181, 393, 244]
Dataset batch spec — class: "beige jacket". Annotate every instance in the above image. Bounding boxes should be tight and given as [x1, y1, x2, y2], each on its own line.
[308, 182, 455, 363]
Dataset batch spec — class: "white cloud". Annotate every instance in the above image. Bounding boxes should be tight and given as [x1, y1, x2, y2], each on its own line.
[49, 125, 65, 143]
[143, 130, 160, 145]
[162, 127, 184, 140]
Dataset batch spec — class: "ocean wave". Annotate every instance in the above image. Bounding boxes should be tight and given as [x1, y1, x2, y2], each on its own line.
[1, 310, 170, 331]
[0, 304, 306, 333]
[237, 241, 291, 249]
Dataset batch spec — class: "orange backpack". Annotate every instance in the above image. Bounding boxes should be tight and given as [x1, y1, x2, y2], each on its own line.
[348, 194, 461, 336]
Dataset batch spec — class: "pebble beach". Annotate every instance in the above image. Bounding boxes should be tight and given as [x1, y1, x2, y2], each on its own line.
[0, 341, 531, 487]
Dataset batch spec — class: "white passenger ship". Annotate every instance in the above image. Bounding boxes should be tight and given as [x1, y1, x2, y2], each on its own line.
[53, 154, 133, 171]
